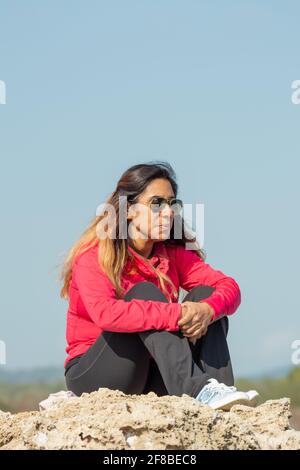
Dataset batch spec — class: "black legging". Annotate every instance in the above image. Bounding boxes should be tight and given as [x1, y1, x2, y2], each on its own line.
[65, 281, 234, 398]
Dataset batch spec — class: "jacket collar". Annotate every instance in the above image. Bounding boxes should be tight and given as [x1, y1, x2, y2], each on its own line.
[126, 241, 170, 279]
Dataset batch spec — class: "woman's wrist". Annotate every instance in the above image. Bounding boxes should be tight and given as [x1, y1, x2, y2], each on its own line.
[198, 301, 215, 322]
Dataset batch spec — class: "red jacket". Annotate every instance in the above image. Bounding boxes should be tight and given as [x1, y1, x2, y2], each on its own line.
[64, 241, 241, 367]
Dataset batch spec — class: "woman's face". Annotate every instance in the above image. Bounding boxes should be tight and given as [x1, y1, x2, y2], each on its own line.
[127, 178, 176, 242]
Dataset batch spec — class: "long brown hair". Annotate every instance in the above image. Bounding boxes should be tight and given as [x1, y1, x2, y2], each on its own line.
[59, 161, 206, 301]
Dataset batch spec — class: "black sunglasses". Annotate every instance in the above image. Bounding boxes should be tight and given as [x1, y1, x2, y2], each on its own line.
[145, 196, 183, 214]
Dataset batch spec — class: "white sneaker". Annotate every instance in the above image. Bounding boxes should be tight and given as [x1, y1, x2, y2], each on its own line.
[195, 378, 258, 411]
[245, 389, 260, 406]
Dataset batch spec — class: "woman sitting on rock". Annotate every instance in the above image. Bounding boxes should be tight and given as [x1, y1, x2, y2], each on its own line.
[60, 161, 258, 410]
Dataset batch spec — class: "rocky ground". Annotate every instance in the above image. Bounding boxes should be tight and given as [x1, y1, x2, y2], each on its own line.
[1, 388, 300, 450]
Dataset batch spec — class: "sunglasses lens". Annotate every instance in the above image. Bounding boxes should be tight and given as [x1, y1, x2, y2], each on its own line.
[149, 197, 183, 213]
[171, 199, 183, 214]
[150, 204, 162, 213]
[149, 198, 163, 212]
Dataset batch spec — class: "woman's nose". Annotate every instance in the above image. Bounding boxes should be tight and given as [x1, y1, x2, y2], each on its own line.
[160, 206, 173, 221]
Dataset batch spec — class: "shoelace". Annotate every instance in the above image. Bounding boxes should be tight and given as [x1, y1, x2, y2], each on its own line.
[198, 380, 237, 404]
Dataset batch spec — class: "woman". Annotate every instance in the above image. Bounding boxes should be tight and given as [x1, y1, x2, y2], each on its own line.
[60, 162, 258, 410]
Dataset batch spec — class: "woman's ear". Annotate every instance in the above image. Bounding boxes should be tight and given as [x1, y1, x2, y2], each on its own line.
[127, 202, 134, 221]
[127, 201, 132, 220]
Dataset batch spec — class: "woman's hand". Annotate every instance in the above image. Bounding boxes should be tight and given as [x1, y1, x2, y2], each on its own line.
[178, 301, 215, 344]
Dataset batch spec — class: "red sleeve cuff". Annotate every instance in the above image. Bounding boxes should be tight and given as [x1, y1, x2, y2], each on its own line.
[198, 297, 223, 322]
[169, 303, 181, 331]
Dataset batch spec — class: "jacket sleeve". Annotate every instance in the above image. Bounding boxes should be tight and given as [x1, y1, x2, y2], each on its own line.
[73, 253, 182, 333]
[175, 245, 241, 321]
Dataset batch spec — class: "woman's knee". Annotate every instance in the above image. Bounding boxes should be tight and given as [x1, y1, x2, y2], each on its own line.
[124, 281, 168, 302]
[183, 285, 216, 302]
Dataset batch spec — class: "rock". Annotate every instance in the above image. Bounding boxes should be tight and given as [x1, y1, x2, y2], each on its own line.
[0, 389, 299, 450]
[38, 390, 77, 411]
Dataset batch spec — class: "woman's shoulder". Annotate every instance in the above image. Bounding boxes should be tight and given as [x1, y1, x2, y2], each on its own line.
[73, 243, 99, 268]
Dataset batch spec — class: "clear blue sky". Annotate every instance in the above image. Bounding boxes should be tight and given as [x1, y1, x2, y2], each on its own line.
[0, 1, 299, 377]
